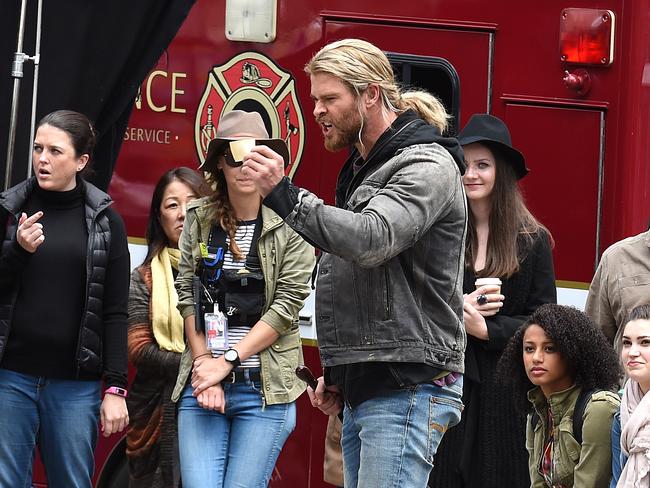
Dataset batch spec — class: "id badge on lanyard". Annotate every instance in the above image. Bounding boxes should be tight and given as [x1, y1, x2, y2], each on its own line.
[205, 303, 228, 350]
[199, 240, 228, 349]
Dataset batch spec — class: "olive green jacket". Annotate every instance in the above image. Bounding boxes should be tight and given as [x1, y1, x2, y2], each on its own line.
[526, 385, 620, 488]
[172, 198, 315, 405]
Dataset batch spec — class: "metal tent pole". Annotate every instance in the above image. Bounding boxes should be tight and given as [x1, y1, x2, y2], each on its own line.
[27, 0, 43, 179]
[4, 0, 39, 190]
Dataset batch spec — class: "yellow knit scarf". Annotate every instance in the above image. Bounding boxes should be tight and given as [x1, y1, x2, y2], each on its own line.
[151, 248, 185, 353]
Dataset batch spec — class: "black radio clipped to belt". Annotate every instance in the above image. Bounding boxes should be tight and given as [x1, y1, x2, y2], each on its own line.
[194, 215, 265, 333]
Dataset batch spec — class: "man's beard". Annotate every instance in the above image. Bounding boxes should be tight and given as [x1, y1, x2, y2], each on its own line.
[323, 106, 363, 153]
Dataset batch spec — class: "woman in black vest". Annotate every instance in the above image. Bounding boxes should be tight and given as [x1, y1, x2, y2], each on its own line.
[0, 110, 130, 487]
[430, 114, 556, 487]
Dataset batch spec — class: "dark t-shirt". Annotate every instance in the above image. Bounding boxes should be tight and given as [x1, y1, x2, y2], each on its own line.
[326, 362, 443, 408]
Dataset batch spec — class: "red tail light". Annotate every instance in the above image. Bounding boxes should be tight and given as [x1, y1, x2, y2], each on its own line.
[559, 8, 615, 66]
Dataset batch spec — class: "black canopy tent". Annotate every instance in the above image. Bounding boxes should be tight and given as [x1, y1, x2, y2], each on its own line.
[0, 0, 196, 191]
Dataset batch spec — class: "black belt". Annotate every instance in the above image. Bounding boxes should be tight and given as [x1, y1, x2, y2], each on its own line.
[222, 369, 261, 383]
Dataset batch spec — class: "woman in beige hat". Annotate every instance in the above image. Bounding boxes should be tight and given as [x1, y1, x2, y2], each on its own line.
[171, 110, 314, 487]
[430, 114, 556, 488]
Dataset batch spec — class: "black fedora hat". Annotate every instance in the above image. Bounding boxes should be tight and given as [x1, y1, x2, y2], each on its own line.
[201, 110, 290, 172]
[458, 114, 529, 179]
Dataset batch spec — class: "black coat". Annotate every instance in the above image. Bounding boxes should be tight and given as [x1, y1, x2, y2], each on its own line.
[429, 230, 556, 488]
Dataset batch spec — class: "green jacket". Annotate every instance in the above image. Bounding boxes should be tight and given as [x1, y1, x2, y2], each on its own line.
[172, 198, 315, 405]
[526, 385, 620, 488]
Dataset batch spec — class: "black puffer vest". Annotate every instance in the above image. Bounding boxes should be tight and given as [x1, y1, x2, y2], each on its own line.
[0, 177, 111, 375]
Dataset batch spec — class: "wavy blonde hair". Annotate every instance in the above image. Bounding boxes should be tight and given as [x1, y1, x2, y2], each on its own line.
[304, 38, 450, 133]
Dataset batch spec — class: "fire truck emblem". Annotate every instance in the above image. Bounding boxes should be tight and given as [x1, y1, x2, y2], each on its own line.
[195, 52, 306, 179]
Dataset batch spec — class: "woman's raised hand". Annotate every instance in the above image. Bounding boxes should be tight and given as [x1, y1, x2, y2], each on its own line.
[16, 211, 45, 253]
[465, 285, 504, 317]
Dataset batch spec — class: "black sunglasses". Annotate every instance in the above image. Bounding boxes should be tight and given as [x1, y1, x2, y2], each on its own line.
[223, 147, 243, 167]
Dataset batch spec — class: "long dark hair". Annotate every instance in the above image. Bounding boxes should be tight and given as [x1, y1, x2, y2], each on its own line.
[204, 159, 253, 262]
[37, 110, 96, 178]
[144, 167, 211, 264]
[465, 144, 553, 278]
[498, 304, 621, 413]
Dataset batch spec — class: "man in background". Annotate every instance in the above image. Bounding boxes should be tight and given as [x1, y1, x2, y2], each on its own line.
[585, 224, 650, 344]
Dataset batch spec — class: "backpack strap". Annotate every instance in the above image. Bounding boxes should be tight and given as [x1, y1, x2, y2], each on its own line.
[207, 223, 228, 262]
[243, 213, 263, 271]
[572, 388, 598, 444]
[197, 222, 227, 287]
[530, 410, 540, 431]
[530, 387, 598, 445]
[192, 217, 227, 332]
[207, 214, 263, 271]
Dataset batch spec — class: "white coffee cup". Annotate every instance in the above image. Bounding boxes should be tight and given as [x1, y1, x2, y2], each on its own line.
[475, 277, 502, 294]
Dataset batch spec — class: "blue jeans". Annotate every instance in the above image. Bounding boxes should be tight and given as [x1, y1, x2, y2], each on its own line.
[177, 371, 296, 488]
[0, 368, 101, 488]
[342, 376, 463, 488]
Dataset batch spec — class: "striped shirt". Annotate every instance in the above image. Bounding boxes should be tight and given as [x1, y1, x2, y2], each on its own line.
[210, 220, 260, 368]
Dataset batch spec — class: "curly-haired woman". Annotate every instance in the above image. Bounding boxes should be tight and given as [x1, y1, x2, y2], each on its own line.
[171, 110, 314, 487]
[498, 304, 621, 488]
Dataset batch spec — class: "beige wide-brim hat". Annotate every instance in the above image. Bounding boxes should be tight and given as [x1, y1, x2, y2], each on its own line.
[201, 110, 290, 171]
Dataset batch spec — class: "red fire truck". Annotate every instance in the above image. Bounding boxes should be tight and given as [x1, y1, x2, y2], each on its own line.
[29, 0, 650, 486]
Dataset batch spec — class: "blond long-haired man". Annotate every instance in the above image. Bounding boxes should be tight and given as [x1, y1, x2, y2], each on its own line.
[244, 39, 468, 487]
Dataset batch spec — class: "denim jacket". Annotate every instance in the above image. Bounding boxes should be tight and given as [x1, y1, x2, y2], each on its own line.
[268, 111, 467, 372]
[526, 385, 620, 488]
[171, 201, 315, 405]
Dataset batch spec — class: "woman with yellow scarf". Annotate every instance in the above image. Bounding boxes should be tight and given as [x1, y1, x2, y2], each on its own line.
[126, 168, 210, 487]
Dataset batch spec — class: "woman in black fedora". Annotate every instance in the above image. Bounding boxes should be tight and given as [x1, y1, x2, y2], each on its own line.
[429, 114, 556, 488]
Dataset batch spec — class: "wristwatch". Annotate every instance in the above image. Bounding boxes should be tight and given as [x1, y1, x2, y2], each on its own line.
[224, 348, 241, 368]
